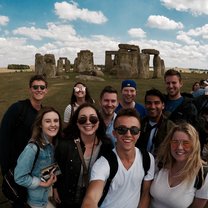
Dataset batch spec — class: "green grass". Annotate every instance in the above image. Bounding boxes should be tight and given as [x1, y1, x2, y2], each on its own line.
[0, 71, 206, 122]
[0, 71, 207, 207]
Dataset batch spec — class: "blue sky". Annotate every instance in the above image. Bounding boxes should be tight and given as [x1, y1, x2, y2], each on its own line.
[0, 0, 208, 69]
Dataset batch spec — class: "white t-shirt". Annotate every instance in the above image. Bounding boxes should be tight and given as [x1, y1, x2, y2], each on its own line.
[150, 169, 208, 208]
[90, 148, 155, 208]
[63, 103, 79, 123]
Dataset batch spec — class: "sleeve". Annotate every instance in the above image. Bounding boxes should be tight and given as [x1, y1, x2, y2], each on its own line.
[144, 153, 155, 181]
[14, 144, 40, 189]
[63, 104, 72, 123]
[90, 156, 110, 182]
[195, 173, 208, 199]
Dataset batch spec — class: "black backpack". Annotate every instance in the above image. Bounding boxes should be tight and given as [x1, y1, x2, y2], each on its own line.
[2, 142, 40, 203]
[98, 147, 150, 206]
[194, 166, 208, 190]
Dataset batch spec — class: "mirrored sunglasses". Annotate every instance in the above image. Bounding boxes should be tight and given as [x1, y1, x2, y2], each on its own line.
[170, 140, 192, 149]
[74, 86, 86, 93]
[114, 125, 140, 135]
[32, 85, 46, 90]
[77, 115, 99, 125]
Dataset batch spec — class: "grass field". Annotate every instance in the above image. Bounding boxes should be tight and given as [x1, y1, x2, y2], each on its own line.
[0, 70, 207, 207]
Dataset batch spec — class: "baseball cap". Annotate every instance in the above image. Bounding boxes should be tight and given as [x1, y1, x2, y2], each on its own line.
[121, 80, 137, 89]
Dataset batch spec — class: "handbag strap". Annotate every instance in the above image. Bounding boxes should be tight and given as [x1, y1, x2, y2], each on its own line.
[74, 139, 89, 186]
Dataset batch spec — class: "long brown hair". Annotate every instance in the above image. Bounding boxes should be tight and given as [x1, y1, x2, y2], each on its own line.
[31, 106, 62, 147]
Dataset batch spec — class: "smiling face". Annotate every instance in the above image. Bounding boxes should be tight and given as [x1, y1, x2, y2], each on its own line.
[41, 111, 60, 140]
[77, 107, 99, 137]
[30, 80, 48, 101]
[165, 75, 182, 99]
[113, 116, 140, 152]
[74, 83, 86, 99]
[100, 92, 118, 116]
[145, 95, 164, 122]
[121, 87, 137, 104]
[170, 131, 193, 164]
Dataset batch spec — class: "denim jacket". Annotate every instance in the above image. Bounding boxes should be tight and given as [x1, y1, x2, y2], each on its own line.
[14, 140, 54, 207]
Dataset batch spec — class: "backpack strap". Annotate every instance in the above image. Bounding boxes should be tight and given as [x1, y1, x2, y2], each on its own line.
[138, 147, 151, 176]
[28, 141, 40, 173]
[98, 148, 151, 206]
[98, 151, 118, 207]
[194, 166, 208, 190]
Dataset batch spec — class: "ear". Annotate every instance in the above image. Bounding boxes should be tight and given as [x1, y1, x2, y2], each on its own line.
[112, 130, 117, 138]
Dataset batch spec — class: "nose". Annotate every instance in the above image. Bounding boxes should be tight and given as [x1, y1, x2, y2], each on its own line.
[177, 142, 183, 149]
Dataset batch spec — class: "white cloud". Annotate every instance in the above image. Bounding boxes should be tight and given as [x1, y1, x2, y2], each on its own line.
[13, 23, 77, 41]
[186, 24, 208, 39]
[161, 0, 208, 15]
[176, 31, 199, 45]
[0, 15, 9, 26]
[54, 1, 107, 24]
[147, 15, 183, 30]
[128, 28, 146, 38]
[129, 39, 208, 69]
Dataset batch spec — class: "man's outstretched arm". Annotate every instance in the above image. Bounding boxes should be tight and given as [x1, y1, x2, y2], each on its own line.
[81, 180, 105, 208]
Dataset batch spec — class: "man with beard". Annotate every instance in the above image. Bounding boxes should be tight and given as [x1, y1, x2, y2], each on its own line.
[115, 79, 146, 118]
[163, 69, 198, 127]
[99, 86, 118, 146]
[136, 88, 175, 157]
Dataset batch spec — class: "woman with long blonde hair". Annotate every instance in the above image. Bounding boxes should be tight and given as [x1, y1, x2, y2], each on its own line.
[150, 122, 208, 208]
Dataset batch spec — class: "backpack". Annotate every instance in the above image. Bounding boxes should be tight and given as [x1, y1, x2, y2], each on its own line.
[98, 147, 151, 206]
[2, 142, 40, 203]
[194, 166, 208, 190]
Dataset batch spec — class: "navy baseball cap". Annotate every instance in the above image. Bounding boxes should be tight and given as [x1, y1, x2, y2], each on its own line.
[121, 80, 137, 89]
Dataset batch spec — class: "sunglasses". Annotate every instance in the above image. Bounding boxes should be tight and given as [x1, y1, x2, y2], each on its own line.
[170, 140, 192, 149]
[74, 86, 86, 93]
[114, 125, 140, 135]
[32, 85, 46, 90]
[77, 115, 99, 125]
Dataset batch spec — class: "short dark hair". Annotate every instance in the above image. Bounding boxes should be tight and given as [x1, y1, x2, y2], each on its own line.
[164, 69, 181, 81]
[29, 74, 48, 88]
[100, 85, 118, 99]
[145, 88, 165, 103]
[114, 108, 141, 128]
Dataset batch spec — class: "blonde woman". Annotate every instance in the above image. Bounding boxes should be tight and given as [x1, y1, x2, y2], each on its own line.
[150, 122, 208, 208]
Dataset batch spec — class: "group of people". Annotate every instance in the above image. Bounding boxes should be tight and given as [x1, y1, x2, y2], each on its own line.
[0, 68, 207, 208]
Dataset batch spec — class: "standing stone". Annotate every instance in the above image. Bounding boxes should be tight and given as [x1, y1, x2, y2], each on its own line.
[74, 50, 94, 73]
[35, 53, 44, 75]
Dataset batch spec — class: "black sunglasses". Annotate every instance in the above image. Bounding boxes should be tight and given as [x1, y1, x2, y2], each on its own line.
[32, 85, 46, 90]
[77, 115, 99, 125]
[114, 125, 140, 135]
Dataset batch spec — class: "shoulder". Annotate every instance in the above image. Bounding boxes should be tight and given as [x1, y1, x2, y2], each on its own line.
[64, 104, 72, 111]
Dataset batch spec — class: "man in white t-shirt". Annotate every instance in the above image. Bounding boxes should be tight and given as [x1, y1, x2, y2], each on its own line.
[81, 108, 155, 208]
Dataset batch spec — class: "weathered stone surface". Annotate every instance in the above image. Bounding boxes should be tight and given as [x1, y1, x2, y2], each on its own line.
[153, 55, 162, 78]
[138, 53, 150, 78]
[43, 54, 56, 78]
[142, 49, 159, 55]
[74, 50, 94, 72]
[75, 75, 105, 81]
[105, 44, 164, 79]
[118, 44, 140, 52]
[57, 57, 71, 75]
[35, 53, 44, 75]
[161, 59, 165, 76]
[35, 53, 56, 78]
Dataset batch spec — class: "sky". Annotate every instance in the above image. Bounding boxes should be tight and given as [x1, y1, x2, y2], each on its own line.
[0, 0, 208, 69]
